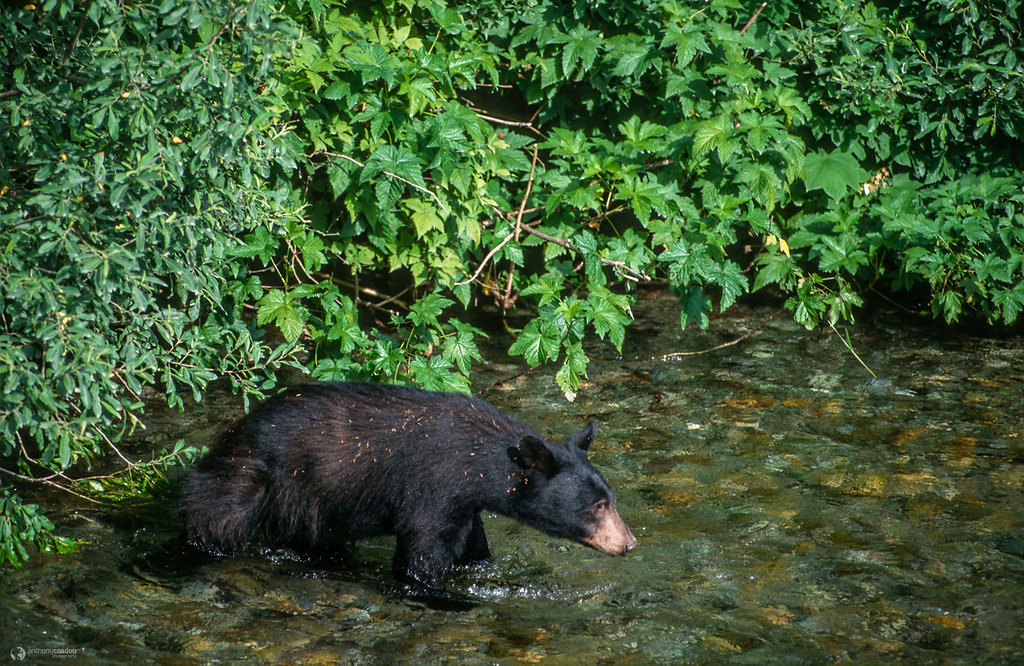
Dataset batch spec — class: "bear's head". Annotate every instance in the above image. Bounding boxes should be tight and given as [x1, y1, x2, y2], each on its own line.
[509, 421, 637, 556]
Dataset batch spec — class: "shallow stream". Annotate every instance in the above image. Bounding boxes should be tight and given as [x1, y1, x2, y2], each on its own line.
[3, 292, 1023, 663]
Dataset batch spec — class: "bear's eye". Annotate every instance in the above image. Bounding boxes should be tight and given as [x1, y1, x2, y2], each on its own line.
[588, 498, 608, 517]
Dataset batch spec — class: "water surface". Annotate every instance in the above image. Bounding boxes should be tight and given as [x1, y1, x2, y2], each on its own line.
[3, 292, 1023, 663]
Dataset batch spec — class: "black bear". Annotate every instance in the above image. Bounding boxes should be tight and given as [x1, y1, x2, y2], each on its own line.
[180, 382, 636, 590]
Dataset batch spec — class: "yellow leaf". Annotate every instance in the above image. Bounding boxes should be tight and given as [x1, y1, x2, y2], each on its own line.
[766, 234, 790, 257]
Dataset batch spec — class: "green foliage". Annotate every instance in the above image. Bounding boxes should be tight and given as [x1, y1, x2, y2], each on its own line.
[3, 0, 1022, 566]
[0, 487, 76, 567]
[0, 0, 302, 565]
[767, 0, 1024, 325]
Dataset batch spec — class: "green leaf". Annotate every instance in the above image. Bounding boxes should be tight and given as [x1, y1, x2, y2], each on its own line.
[692, 115, 734, 162]
[256, 290, 304, 342]
[442, 327, 482, 375]
[509, 319, 562, 366]
[804, 149, 864, 201]
[408, 293, 454, 331]
[323, 80, 350, 100]
[561, 25, 601, 76]
[555, 342, 588, 402]
[363, 145, 425, 189]
[702, 260, 746, 310]
[406, 199, 444, 236]
[660, 22, 709, 67]
[586, 288, 631, 351]
[680, 286, 711, 329]
[606, 35, 655, 78]
[345, 42, 397, 86]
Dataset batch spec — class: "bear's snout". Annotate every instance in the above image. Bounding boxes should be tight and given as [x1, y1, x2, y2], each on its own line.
[583, 504, 637, 556]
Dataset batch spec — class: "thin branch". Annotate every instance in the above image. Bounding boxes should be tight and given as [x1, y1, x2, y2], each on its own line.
[472, 112, 534, 130]
[829, 321, 877, 378]
[330, 278, 412, 313]
[457, 148, 540, 291]
[519, 224, 651, 283]
[205, 6, 243, 46]
[318, 151, 449, 213]
[514, 147, 540, 241]
[502, 147, 540, 310]
[739, 2, 768, 36]
[93, 425, 137, 469]
[0, 467, 106, 505]
[635, 306, 786, 361]
[61, 0, 94, 66]
[501, 263, 517, 310]
[475, 112, 546, 139]
[455, 226, 513, 286]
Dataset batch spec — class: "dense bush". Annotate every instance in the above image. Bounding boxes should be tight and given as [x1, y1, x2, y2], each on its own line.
[0, 0, 304, 565]
[2, 0, 1021, 565]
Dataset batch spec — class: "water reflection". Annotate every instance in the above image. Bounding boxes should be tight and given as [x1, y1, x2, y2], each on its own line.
[3, 293, 1023, 663]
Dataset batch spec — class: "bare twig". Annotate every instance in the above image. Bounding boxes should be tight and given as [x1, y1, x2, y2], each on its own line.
[514, 147, 540, 241]
[519, 224, 651, 283]
[454, 228, 514, 286]
[829, 321, 877, 378]
[319, 151, 449, 213]
[457, 149, 541, 291]
[739, 2, 768, 36]
[501, 263, 517, 310]
[459, 96, 547, 139]
[0, 466, 106, 504]
[61, 0, 94, 66]
[501, 147, 540, 310]
[331, 279, 412, 313]
[205, 6, 243, 46]
[636, 306, 786, 361]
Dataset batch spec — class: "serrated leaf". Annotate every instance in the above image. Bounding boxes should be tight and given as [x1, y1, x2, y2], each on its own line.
[406, 199, 444, 236]
[660, 23, 709, 67]
[442, 329, 482, 374]
[509, 319, 561, 365]
[753, 251, 800, 291]
[256, 290, 304, 342]
[323, 80, 350, 100]
[692, 115, 732, 160]
[804, 149, 864, 201]
[703, 260, 746, 310]
[363, 145, 426, 190]
[408, 293, 453, 329]
[562, 25, 601, 76]
[586, 290, 631, 350]
[345, 42, 396, 86]
[680, 286, 711, 329]
[607, 35, 654, 78]
[555, 342, 588, 402]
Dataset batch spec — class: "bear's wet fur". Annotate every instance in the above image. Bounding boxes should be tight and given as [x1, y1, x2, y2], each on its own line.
[180, 382, 636, 590]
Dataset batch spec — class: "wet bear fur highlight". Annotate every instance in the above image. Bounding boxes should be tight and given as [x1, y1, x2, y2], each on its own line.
[180, 382, 636, 590]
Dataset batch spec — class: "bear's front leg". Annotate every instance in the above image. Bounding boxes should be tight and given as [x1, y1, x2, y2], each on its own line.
[392, 512, 482, 590]
[392, 533, 455, 590]
[455, 513, 490, 566]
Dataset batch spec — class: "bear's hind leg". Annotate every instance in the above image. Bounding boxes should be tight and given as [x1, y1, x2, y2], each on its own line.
[180, 459, 268, 554]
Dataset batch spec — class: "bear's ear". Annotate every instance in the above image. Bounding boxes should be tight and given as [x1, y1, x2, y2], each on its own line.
[517, 435, 557, 474]
[565, 420, 596, 452]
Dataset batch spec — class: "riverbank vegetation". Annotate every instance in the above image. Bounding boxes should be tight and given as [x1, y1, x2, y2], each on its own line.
[2, 0, 1021, 565]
